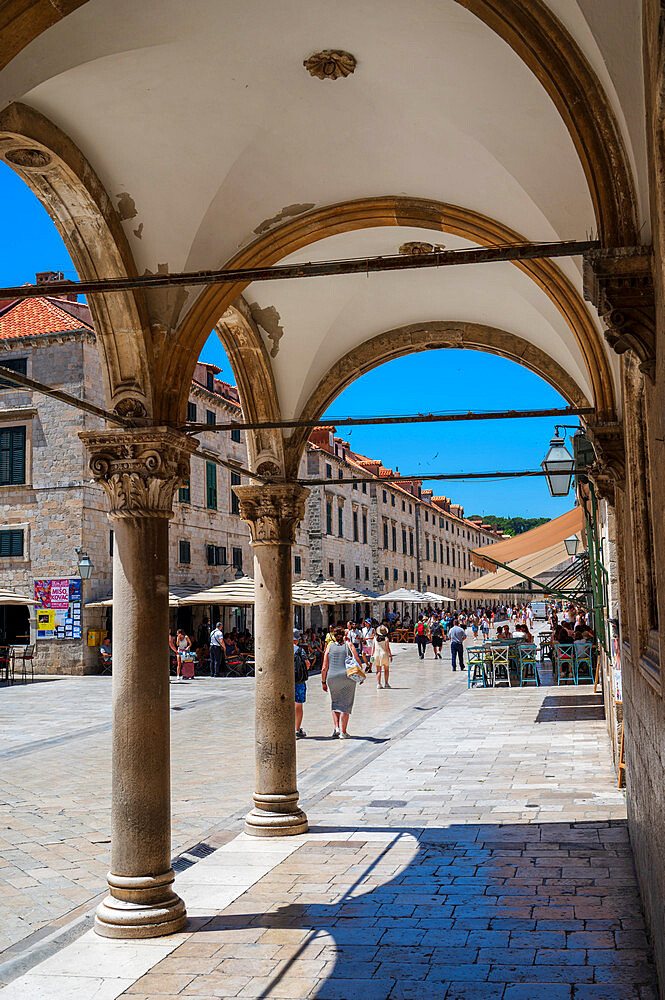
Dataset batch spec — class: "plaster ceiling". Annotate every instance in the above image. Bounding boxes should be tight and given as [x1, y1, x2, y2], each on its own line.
[0, 0, 641, 416]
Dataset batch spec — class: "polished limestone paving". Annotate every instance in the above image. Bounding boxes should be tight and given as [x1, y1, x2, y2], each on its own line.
[1, 642, 658, 999]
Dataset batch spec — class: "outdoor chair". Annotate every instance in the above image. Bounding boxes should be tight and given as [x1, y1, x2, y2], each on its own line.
[14, 645, 34, 683]
[100, 649, 112, 675]
[0, 646, 13, 685]
[490, 645, 511, 687]
[518, 644, 539, 686]
[467, 646, 487, 689]
[574, 641, 594, 684]
[538, 633, 552, 663]
[554, 643, 575, 685]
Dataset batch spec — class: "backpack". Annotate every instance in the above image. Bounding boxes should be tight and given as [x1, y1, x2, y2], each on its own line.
[294, 646, 308, 685]
[416, 621, 425, 636]
[431, 623, 443, 640]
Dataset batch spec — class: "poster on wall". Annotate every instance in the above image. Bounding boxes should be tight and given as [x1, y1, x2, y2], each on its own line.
[34, 579, 82, 639]
[612, 633, 623, 701]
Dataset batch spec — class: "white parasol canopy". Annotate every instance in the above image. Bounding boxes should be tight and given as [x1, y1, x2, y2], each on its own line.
[380, 588, 429, 603]
[420, 591, 455, 603]
[86, 581, 205, 609]
[0, 587, 36, 606]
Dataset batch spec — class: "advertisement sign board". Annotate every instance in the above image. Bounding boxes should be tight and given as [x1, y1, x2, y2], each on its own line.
[34, 579, 82, 639]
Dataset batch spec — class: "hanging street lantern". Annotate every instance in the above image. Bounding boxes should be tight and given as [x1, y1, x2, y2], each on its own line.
[541, 434, 575, 497]
[564, 534, 580, 557]
[76, 549, 94, 579]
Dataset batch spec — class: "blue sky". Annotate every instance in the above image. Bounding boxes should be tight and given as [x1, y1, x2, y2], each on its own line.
[3, 161, 577, 519]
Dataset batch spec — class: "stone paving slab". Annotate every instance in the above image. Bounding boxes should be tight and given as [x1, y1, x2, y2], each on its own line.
[1, 665, 657, 999]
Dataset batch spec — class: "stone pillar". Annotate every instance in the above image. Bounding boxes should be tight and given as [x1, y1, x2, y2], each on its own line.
[234, 483, 310, 836]
[81, 427, 197, 938]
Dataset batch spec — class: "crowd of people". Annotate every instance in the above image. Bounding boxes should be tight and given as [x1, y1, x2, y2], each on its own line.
[168, 619, 254, 681]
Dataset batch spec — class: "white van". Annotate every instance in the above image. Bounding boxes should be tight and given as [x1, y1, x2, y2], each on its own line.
[531, 602, 548, 620]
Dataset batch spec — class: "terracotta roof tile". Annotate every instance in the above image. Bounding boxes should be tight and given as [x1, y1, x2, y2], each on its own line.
[0, 297, 93, 341]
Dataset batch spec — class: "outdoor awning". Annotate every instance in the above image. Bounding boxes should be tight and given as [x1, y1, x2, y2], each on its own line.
[420, 591, 455, 604]
[461, 539, 581, 595]
[86, 581, 205, 609]
[380, 588, 426, 602]
[0, 588, 36, 606]
[470, 507, 583, 572]
[179, 578, 367, 607]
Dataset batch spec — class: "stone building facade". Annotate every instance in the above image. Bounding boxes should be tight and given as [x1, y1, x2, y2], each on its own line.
[1, 288, 502, 673]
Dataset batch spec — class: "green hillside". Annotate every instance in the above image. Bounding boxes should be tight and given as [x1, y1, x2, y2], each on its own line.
[469, 514, 549, 537]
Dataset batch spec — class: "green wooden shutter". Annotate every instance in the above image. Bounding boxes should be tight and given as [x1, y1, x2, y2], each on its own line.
[206, 461, 217, 509]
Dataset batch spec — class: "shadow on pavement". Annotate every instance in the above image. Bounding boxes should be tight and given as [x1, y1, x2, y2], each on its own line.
[188, 820, 658, 999]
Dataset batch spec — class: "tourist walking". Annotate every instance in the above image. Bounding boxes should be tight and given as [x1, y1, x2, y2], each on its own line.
[372, 624, 393, 688]
[293, 629, 310, 739]
[321, 624, 363, 739]
[448, 618, 467, 673]
[429, 617, 444, 659]
[361, 618, 375, 672]
[415, 617, 428, 659]
[175, 628, 191, 681]
[209, 621, 224, 677]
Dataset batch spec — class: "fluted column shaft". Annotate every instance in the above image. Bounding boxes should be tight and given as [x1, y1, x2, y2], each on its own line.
[82, 427, 197, 938]
[234, 483, 310, 836]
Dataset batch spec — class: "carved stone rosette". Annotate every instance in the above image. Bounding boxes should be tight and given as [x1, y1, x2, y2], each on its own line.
[583, 247, 656, 381]
[80, 427, 197, 519]
[234, 484, 309, 545]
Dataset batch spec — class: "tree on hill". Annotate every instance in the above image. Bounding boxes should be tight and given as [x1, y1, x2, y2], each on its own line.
[469, 514, 549, 537]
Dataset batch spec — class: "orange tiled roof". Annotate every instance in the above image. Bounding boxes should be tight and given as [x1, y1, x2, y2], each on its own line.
[0, 297, 93, 341]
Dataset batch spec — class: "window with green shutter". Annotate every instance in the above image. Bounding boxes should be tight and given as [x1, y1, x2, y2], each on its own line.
[178, 477, 191, 504]
[230, 470, 240, 515]
[0, 426, 26, 485]
[0, 528, 23, 557]
[0, 357, 27, 389]
[206, 461, 217, 509]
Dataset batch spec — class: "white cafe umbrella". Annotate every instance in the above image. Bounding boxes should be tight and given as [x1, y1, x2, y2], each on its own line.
[0, 587, 36, 606]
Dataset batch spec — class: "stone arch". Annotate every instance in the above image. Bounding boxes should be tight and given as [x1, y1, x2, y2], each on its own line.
[0, 1, 88, 73]
[0, 102, 153, 418]
[214, 299, 285, 475]
[283, 320, 591, 477]
[173, 196, 616, 424]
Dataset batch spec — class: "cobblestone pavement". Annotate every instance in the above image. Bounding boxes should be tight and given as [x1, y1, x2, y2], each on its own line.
[2, 638, 658, 999]
[0, 643, 463, 968]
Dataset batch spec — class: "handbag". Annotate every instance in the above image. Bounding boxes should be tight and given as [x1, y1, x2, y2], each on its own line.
[345, 644, 366, 684]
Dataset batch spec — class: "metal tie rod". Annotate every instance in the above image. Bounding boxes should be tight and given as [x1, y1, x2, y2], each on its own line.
[299, 469, 574, 486]
[0, 239, 600, 299]
[0, 363, 133, 427]
[184, 405, 593, 433]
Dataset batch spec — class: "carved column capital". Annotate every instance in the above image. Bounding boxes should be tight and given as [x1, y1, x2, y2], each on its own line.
[80, 427, 197, 519]
[234, 484, 310, 545]
[583, 247, 656, 381]
[584, 421, 625, 504]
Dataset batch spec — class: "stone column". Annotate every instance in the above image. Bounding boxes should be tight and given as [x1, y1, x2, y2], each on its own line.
[234, 483, 310, 836]
[81, 427, 197, 938]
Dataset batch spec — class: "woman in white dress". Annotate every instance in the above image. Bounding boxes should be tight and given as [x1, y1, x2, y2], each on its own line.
[372, 625, 393, 689]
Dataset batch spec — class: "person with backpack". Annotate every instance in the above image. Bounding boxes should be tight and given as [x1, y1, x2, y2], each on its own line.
[293, 629, 310, 739]
[415, 617, 428, 660]
[429, 617, 444, 660]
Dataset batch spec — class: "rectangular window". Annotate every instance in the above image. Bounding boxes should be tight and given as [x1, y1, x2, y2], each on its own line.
[326, 500, 333, 534]
[434, 576, 438, 587]
[109, 530, 114, 557]
[0, 528, 23, 557]
[393, 568, 398, 581]
[206, 544, 227, 566]
[425, 510, 429, 522]
[338, 505, 344, 537]
[338, 469, 343, 480]
[362, 482, 367, 494]
[391, 525, 397, 551]
[427, 574, 431, 586]
[384, 567, 389, 580]
[232, 547, 243, 570]
[206, 409, 216, 425]
[364, 566, 369, 580]
[294, 555, 301, 574]
[391, 493, 395, 507]
[355, 565, 360, 580]
[433, 540, 437, 563]
[410, 571, 414, 584]
[362, 513, 368, 544]
[187, 401, 197, 422]
[353, 480, 358, 490]
[0, 357, 27, 389]
[230, 470, 241, 515]
[440, 517, 444, 528]
[326, 463, 332, 479]
[383, 490, 387, 503]
[409, 503, 412, 514]
[402, 528, 407, 553]
[329, 561, 334, 577]
[426, 538, 430, 560]
[447, 545, 450, 565]
[231, 427, 241, 443]
[409, 531, 414, 557]
[205, 461, 217, 509]
[179, 539, 191, 564]
[383, 522, 388, 549]
[353, 509, 359, 541]
[178, 477, 191, 504]
[0, 426, 26, 485]
[403, 570, 407, 583]
[402, 499, 405, 512]
[206, 370, 214, 391]
[340, 563, 345, 579]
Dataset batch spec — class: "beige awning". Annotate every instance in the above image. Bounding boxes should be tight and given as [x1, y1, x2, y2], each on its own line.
[470, 507, 584, 573]
[86, 581, 205, 609]
[460, 539, 580, 595]
[0, 588, 36, 606]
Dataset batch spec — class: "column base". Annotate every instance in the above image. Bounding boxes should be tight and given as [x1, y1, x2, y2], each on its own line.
[94, 870, 187, 939]
[244, 793, 308, 837]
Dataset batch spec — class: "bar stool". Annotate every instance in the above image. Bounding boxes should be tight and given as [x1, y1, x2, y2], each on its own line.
[574, 642, 594, 683]
[518, 644, 539, 686]
[467, 646, 487, 688]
